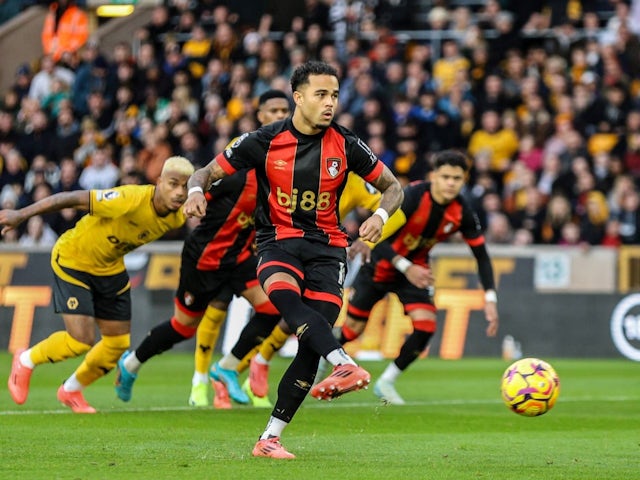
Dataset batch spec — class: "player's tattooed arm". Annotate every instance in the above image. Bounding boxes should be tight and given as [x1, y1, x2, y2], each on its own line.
[359, 165, 403, 243]
[371, 166, 404, 217]
[184, 159, 228, 218]
[188, 160, 227, 192]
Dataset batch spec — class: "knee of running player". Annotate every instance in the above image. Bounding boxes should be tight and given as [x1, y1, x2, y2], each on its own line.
[340, 306, 371, 343]
[63, 315, 99, 346]
[172, 307, 204, 330]
[407, 306, 437, 334]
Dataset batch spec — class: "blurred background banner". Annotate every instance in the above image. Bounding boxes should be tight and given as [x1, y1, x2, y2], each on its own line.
[2, 243, 638, 361]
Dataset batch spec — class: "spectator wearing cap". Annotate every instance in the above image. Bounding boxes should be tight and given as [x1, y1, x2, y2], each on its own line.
[12, 64, 32, 103]
[41, 0, 89, 63]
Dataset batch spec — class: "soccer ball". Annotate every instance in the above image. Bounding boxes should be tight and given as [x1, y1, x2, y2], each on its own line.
[500, 358, 560, 417]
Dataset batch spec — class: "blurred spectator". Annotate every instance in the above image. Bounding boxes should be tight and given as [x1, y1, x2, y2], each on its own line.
[19, 215, 58, 247]
[468, 110, 519, 174]
[485, 212, 514, 244]
[0, 148, 27, 190]
[78, 143, 119, 190]
[41, 0, 89, 62]
[541, 194, 574, 244]
[12, 64, 32, 103]
[137, 124, 172, 183]
[54, 157, 81, 193]
[17, 108, 56, 163]
[28, 55, 75, 104]
[614, 189, 640, 244]
[579, 190, 609, 245]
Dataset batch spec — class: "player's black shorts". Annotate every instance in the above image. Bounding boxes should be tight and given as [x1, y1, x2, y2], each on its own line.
[348, 262, 434, 320]
[51, 263, 131, 320]
[256, 238, 346, 308]
[175, 250, 259, 314]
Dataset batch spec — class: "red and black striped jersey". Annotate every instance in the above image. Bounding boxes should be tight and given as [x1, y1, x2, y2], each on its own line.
[215, 118, 384, 247]
[182, 169, 257, 270]
[373, 180, 484, 275]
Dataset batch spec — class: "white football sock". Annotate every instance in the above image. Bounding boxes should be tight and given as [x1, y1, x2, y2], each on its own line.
[20, 349, 35, 369]
[326, 348, 357, 366]
[63, 373, 83, 392]
[192, 372, 208, 385]
[380, 362, 402, 383]
[260, 416, 288, 440]
[124, 351, 142, 374]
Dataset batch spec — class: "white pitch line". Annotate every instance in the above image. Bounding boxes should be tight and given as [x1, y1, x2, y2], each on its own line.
[1, 395, 638, 416]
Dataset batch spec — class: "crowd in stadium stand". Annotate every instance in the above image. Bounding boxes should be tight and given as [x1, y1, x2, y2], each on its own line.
[1, 0, 640, 247]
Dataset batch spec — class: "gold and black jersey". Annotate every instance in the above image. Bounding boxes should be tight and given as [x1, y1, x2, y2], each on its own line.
[52, 185, 186, 276]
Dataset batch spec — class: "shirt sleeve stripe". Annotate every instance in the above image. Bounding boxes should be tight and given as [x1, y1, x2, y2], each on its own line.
[216, 153, 237, 175]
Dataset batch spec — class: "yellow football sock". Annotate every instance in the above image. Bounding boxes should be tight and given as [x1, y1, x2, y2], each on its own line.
[29, 331, 91, 366]
[75, 334, 130, 386]
[194, 306, 226, 375]
[237, 325, 290, 373]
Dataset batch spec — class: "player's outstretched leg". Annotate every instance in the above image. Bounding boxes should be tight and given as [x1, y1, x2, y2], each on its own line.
[310, 364, 371, 400]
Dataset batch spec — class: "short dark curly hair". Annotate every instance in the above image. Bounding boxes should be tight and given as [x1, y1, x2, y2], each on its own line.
[290, 61, 339, 92]
[433, 149, 471, 172]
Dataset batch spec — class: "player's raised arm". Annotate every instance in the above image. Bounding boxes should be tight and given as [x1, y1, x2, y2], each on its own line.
[358, 165, 403, 243]
[0, 190, 90, 235]
[183, 157, 228, 218]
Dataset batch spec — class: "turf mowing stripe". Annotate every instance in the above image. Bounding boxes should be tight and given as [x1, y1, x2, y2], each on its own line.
[1, 395, 638, 415]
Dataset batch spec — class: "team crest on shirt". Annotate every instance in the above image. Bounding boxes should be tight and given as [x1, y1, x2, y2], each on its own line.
[184, 292, 194, 306]
[443, 222, 455, 233]
[326, 158, 342, 178]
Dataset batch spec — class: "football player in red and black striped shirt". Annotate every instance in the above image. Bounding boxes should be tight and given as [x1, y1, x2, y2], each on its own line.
[184, 61, 404, 459]
[114, 92, 292, 407]
[337, 150, 499, 405]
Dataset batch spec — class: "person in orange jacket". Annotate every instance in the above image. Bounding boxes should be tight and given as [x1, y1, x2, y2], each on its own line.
[41, 0, 89, 62]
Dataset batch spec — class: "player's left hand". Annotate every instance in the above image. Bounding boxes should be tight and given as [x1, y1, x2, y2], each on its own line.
[348, 239, 372, 262]
[484, 302, 499, 337]
[183, 191, 207, 218]
[358, 215, 383, 243]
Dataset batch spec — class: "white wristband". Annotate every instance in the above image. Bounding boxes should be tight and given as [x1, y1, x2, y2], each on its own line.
[485, 289, 497, 303]
[188, 186, 204, 196]
[373, 207, 389, 225]
[392, 256, 412, 274]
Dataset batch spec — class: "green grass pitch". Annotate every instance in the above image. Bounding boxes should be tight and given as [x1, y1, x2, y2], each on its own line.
[1, 353, 638, 480]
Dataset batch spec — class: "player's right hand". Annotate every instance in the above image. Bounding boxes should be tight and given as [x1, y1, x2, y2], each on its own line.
[404, 264, 432, 289]
[0, 209, 23, 235]
[183, 192, 207, 218]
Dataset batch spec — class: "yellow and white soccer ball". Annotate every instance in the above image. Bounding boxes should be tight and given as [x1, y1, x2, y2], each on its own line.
[500, 358, 560, 417]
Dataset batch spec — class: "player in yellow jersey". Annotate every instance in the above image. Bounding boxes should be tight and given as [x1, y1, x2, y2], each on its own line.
[2, 156, 194, 413]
